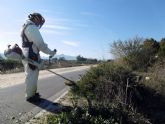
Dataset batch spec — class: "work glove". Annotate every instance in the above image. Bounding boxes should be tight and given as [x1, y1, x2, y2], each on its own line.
[49, 49, 57, 58]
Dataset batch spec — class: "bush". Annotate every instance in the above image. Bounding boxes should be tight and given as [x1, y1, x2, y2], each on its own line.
[144, 58, 165, 95]
[0, 59, 23, 73]
[46, 108, 118, 124]
[143, 38, 159, 54]
[158, 38, 165, 57]
[124, 48, 156, 71]
[110, 37, 159, 71]
[45, 107, 149, 124]
[72, 62, 138, 107]
[69, 62, 150, 123]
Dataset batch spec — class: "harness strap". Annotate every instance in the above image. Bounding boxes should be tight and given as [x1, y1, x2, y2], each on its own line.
[21, 22, 39, 70]
[21, 23, 34, 47]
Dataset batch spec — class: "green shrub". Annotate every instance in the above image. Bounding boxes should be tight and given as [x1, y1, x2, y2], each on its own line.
[0, 59, 23, 73]
[124, 48, 156, 71]
[143, 38, 159, 54]
[158, 38, 165, 57]
[69, 62, 152, 123]
[144, 58, 165, 95]
[45, 106, 149, 124]
[71, 62, 139, 108]
[45, 62, 152, 124]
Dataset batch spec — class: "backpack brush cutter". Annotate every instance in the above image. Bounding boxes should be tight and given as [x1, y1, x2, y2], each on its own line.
[4, 44, 77, 87]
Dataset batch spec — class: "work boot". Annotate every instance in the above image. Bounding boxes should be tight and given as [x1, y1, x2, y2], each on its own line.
[26, 93, 41, 102]
[35, 92, 41, 97]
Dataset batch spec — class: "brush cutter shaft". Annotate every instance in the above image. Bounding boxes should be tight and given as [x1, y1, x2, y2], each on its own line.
[47, 69, 75, 82]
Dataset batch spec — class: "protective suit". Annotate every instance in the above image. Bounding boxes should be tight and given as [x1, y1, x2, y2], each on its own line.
[21, 18, 56, 100]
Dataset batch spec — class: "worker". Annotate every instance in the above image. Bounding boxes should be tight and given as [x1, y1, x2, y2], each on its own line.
[21, 13, 56, 102]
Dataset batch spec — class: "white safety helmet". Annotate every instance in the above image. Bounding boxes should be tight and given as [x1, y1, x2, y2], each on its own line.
[28, 13, 45, 28]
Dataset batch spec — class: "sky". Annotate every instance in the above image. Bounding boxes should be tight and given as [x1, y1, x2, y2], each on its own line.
[0, 0, 165, 60]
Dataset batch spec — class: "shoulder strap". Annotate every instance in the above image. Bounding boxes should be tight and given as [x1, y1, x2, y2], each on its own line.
[21, 23, 34, 42]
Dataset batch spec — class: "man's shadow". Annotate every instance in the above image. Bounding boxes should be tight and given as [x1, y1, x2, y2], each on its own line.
[28, 97, 72, 114]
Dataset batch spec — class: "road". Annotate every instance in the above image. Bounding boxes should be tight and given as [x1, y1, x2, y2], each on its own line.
[0, 66, 90, 124]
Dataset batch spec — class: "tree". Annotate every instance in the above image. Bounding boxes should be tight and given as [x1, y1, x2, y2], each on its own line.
[159, 38, 165, 57]
[143, 38, 159, 54]
[76, 55, 87, 62]
[52, 57, 58, 61]
[59, 57, 66, 61]
[110, 36, 143, 58]
[110, 37, 157, 71]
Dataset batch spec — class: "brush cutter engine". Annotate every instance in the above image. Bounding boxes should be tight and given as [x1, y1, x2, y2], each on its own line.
[4, 45, 76, 86]
[4, 44, 23, 61]
[4, 44, 43, 69]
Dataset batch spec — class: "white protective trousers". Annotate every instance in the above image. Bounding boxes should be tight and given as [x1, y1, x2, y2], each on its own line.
[22, 60, 39, 98]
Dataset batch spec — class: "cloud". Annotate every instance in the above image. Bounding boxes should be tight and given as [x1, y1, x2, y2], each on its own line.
[62, 40, 79, 47]
[0, 31, 19, 36]
[46, 17, 88, 28]
[41, 20, 73, 35]
[45, 16, 89, 31]
[44, 24, 72, 30]
[41, 29, 68, 36]
[46, 17, 79, 23]
[42, 22, 74, 36]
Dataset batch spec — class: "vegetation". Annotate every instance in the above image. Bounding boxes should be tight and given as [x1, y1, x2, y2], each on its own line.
[0, 55, 98, 74]
[0, 59, 23, 73]
[76, 55, 98, 64]
[42, 36, 165, 124]
[2, 36, 165, 123]
[111, 37, 161, 71]
[158, 38, 165, 57]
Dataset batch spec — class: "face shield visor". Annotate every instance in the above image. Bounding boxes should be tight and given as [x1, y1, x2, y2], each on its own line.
[38, 17, 45, 29]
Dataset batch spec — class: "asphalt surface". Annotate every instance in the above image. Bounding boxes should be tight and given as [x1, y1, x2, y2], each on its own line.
[0, 69, 87, 124]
